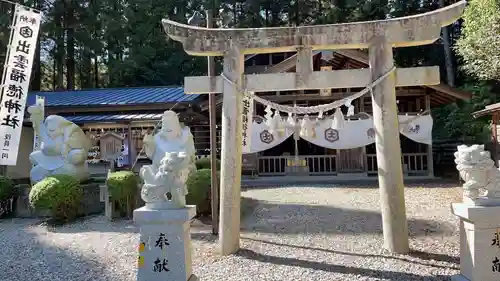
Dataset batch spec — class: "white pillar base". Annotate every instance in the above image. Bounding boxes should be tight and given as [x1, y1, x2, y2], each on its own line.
[133, 206, 197, 281]
[451, 203, 500, 281]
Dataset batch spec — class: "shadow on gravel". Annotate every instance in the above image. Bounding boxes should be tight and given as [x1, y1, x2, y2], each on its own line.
[409, 250, 459, 264]
[236, 248, 453, 281]
[241, 237, 459, 270]
[239, 197, 455, 236]
[41, 215, 139, 234]
[0, 220, 115, 281]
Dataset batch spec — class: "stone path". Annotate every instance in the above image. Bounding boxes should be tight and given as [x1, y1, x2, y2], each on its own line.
[0, 183, 461, 281]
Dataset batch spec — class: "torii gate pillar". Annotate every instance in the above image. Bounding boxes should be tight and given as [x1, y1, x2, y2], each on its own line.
[219, 47, 245, 254]
[162, 0, 465, 255]
[369, 39, 409, 252]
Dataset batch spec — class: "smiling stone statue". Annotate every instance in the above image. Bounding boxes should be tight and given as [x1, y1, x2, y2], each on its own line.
[28, 104, 92, 183]
[139, 110, 197, 209]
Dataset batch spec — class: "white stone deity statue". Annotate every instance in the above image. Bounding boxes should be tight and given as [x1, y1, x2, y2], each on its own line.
[139, 110, 196, 209]
[27, 105, 92, 183]
[455, 144, 500, 206]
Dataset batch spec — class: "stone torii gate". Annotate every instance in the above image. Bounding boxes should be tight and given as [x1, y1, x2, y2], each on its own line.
[162, 1, 465, 255]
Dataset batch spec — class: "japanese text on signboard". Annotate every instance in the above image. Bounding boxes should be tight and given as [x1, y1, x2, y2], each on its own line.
[0, 8, 42, 165]
[241, 96, 254, 152]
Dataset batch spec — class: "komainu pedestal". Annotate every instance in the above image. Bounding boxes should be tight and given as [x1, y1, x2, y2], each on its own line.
[452, 145, 500, 281]
[134, 206, 197, 281]
[451, 204, 500, 281]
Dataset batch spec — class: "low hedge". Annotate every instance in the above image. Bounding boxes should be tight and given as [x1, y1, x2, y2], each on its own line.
[186, 169, 219, 215]
[106, 170, 139, 218]
[195, 158, 221, 171]
[29, 175, 83, 223]
[0, 176, 16, 202]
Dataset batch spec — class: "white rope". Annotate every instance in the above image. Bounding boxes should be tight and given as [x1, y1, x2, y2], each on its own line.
[220, 66, 396, 115]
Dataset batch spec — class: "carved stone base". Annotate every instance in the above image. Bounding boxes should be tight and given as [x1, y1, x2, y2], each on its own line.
[133, 206, 196, 281]
[463, 196, 500, 207]
[451, 203, 500, 281]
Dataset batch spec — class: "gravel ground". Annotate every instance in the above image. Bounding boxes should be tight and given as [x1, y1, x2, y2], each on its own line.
[0, 182, 461, 281]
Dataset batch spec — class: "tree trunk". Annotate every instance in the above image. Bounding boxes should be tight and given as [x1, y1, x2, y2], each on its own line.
[439, 0, 455, 87]
[30, 0, 42, 91]
[55, 11, 64, 90]
[94, 55, 99, 88]
[65, 0, 75, 90]
[295, 0, 300, 25]
[79, 45, 92, 89]
[52, 55, 56, 90]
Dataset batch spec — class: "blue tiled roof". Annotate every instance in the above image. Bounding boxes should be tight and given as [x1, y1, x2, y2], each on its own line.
[27, 86, 200, 107]
[63, 113, 163, 123]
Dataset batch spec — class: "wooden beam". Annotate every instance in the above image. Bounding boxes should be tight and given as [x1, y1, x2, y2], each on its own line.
[185, 67, 440, 94]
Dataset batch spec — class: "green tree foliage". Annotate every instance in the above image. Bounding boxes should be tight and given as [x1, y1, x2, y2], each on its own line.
[456, 0, 500, 80]
[433, 82, 496, 143]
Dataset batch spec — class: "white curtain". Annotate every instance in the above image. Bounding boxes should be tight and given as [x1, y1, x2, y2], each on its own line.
[242, 114, 433, 153]
[242, 121, 294, 154]
[300, 115, 433, 149]
[398, 115, 433, 145]
[300, 118, 376, 149]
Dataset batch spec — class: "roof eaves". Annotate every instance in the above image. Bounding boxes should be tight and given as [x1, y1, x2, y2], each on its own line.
[472, 103, 500, 118]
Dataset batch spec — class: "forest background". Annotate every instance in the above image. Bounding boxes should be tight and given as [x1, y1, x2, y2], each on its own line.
[0, 0, 498, 143]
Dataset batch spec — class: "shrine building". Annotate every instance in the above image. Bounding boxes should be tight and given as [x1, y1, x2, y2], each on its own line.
[8, 49, 471, 180]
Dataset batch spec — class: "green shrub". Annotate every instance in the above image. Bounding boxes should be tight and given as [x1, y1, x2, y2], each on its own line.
[195, 157, 221, 170]
[0, 176, 16, 202]
[186, 169, 219, 215]
[106, 170, 138, 217]
[29, 175, 83, 223]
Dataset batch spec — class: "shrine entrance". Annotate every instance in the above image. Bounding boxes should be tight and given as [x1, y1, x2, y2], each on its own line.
[162, 0, 466, 256]
[338, 148, 365, 173]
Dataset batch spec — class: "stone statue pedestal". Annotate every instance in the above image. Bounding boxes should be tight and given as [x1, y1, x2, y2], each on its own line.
[133, 206, 198, 281]
[451, 203, 500, 281]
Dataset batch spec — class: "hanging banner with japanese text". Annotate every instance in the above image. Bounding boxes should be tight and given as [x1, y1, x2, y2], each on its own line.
[0, 7, 42, 165]
[241, 94, 254, 152]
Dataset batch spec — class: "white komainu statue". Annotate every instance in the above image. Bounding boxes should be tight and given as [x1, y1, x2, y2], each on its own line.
[140, 110, 196, 209]
[455, 144, 500, 206]
[27, 105, 92, 183]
